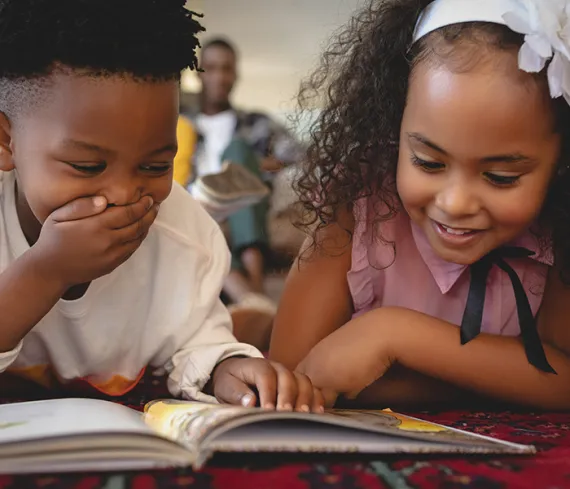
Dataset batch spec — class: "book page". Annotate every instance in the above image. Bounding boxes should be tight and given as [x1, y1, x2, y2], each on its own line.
[208, 420, 512, 455]
[0, 399, 152, 445]
[144, 400, 252, 447]
[324, 409, 503, 447]
[144, 401, 532, 453]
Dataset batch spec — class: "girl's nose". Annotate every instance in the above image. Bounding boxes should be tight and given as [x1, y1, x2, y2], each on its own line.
[434, 180, 480, 219]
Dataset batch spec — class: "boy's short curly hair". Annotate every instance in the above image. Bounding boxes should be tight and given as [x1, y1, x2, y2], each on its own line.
[295, 0, 570, 281]
[0, 0, 203, 119]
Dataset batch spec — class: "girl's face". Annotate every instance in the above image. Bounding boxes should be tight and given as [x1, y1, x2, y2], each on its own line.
[397, 51, 561, 265]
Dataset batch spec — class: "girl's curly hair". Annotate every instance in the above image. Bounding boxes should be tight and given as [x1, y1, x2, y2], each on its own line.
[294, 0, 570, 281]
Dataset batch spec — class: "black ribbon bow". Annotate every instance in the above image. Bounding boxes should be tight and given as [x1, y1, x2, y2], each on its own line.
[460, 247, 556, 374]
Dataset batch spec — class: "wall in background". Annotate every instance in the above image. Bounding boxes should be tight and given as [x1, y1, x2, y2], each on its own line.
[183, 0, 363, 131]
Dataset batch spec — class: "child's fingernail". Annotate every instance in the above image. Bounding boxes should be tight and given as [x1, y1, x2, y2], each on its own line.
[318, 406, 325, 414]
[93, 196, 107, 208]
[241, 394, 253, 407]
[301, 404, 310, 413]
[284, 403, 293, 411]
[263, 403, 275, 410]
[146, 197, 154, 210]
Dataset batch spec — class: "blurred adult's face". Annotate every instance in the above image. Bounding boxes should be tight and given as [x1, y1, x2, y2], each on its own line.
[199, 45, 237, 108]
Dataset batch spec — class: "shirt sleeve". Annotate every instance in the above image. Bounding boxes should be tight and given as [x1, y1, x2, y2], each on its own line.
[164, 223, 263, 403]
[0, 341, 23, 373]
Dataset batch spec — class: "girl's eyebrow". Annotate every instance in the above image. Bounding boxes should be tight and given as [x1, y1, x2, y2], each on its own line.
[480, 153, 537, 164]
[407, 132, 448, 155]
[407, 132, 537, 164]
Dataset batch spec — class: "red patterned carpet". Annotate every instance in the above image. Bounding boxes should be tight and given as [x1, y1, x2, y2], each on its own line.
[1, 375, 569, 489]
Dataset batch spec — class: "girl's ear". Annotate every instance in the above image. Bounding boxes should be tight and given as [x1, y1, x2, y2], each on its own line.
[0, 112, 14, 172]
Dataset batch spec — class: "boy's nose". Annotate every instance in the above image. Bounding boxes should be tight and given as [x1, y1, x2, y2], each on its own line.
[104, 181, 144, 207]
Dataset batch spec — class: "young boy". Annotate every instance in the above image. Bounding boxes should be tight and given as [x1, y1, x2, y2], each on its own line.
[0, 0, 323, 412]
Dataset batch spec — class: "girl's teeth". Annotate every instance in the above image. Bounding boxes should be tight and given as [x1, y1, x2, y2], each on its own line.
[442, 225, 471, 235]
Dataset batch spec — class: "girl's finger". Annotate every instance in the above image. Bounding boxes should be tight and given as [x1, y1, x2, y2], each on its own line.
[272, 363, 297, 411]
[292, 371, 314, 413]
[312, 387, 326, 414]
[322, 388, 339, 408]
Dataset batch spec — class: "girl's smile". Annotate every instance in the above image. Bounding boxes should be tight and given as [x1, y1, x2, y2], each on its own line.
[431, 219, 486, 248]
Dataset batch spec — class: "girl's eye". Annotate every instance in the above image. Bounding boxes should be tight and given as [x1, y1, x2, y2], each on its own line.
[483, 172, 521, 187]
[410, 154, 445, 172]
[67, 162, 106, 174]
[141, 163, 172, 174]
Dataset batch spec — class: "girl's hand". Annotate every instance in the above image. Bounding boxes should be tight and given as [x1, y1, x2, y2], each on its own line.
[211, 357, 325, 413]
[296, 309, 396, 404]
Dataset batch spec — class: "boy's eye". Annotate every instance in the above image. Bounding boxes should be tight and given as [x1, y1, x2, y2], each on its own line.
[66, 162, 106, 174]
[483, 172, 521, 187]
[140, 163, 172, 174]
[410, 154, 444, 172]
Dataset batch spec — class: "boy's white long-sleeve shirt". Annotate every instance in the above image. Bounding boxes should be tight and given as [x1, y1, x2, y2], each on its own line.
[0, 170, 262, 400]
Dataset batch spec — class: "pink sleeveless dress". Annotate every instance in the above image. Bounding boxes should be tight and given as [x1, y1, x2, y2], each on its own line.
[347, 198, 552, 336]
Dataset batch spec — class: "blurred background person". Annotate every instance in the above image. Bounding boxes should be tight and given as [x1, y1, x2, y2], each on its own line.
[176, 0, 361, 350]
[176, 38, 304, 350]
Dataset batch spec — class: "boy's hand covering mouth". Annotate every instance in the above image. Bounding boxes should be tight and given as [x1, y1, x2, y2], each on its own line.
[29, 194, 159, 288]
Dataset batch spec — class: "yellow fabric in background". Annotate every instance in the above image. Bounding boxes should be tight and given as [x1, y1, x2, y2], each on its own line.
[173, 115, 196, 187]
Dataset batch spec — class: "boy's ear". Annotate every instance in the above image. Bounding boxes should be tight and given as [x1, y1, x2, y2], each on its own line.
[0, 112, 14, 172]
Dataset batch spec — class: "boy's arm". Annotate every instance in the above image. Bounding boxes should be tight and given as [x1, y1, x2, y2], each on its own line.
[164, 224, 263, 403]
[0, 195, 158, 368]
[165, 298, 263, 403]
[0, 250, 66, 364]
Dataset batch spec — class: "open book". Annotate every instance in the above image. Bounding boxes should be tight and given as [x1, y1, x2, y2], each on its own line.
[191, 161, 270, 222]
[0, 398, 534, 474]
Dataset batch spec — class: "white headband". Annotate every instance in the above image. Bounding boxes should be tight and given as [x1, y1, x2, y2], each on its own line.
[413, 0, 517, 41]
[413, 0, 570, 104]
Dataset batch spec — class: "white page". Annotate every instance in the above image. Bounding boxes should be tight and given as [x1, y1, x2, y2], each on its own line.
[0, 398, 152, 444]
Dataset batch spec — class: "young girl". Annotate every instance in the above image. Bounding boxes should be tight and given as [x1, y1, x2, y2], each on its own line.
[269, 0, 570, 410]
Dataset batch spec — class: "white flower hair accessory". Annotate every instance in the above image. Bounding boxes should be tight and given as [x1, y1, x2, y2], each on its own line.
[503, 0, 570, 104]
[413, 0, 570, 104]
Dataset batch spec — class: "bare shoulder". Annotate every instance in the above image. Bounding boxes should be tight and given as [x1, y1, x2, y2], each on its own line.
[270, 206, 356, 368]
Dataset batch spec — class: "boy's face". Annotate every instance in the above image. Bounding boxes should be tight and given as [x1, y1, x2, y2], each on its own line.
[397, 51, 560, 266]
[0, 72, 179, 242]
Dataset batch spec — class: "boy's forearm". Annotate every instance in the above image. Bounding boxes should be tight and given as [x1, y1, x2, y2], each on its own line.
[381, 307, 570, 410]
[0, 249, 66, 352]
